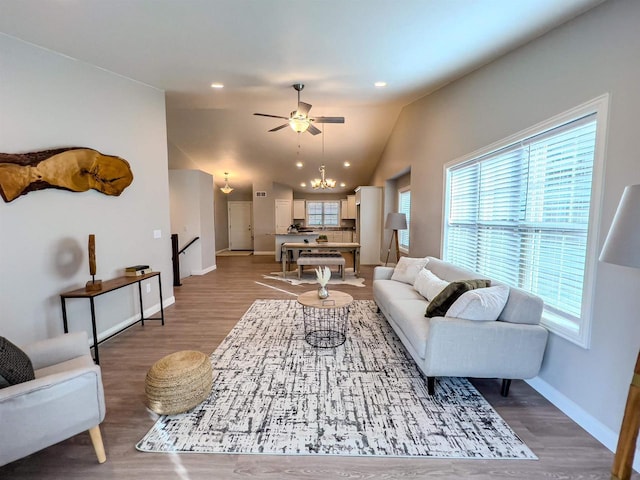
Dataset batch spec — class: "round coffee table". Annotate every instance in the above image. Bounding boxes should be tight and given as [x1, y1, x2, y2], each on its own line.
[297, 290, 353, 348]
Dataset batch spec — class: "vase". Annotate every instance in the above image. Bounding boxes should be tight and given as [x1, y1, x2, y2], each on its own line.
[317, 285, 329, 299]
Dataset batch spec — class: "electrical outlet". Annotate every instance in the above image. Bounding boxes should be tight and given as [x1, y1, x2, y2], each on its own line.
[153, 229, 162, 239]
[146, 283, 151, 294]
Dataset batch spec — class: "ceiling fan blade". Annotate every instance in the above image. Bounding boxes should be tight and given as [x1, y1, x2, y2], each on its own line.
[268, 123, 289, 132]
[254, 113, 289, 120]
[296, 102, 312, 117]
[307, 124, 322, 135]
[312, 116, 345, 124]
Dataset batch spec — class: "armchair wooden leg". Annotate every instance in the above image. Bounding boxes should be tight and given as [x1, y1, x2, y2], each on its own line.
[88, 425, 106, 464]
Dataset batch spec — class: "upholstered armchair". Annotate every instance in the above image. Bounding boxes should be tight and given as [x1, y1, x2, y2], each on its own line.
[0, 331, 106, 466]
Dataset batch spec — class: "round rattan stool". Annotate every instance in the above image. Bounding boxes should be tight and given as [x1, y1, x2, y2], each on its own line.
[145, 350, 213, 415]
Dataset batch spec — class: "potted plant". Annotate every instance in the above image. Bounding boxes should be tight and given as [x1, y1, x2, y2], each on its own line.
[317, 234, 328, 243]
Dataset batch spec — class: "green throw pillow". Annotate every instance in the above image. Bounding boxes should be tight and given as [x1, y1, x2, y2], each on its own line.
[0, 336, 35, 388]
[425, 279, 491, 318]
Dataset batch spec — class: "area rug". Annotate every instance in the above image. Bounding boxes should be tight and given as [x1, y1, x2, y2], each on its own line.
[216, 250, 253, 256]
[137, 299, 536, 459]
[263, 268, 365, 287]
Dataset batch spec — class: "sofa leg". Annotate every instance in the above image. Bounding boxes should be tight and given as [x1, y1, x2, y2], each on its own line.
[88, 425, 106, 464]
[427, 376, 435, 395]
[501, 379, 512, 397]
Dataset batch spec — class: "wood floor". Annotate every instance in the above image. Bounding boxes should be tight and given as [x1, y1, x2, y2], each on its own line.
[1, 255, 632, 479]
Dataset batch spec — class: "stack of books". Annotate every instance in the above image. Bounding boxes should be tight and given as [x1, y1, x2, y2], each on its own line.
[125, 265, 152, 276]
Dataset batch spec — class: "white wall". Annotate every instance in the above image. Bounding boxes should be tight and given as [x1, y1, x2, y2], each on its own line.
[168, 169, 216, 277]
[371, 0, 640, 456]
[0, 34, 174, 345]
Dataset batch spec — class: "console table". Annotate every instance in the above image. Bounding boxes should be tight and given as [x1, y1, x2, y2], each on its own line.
[60, 272, 165, 364]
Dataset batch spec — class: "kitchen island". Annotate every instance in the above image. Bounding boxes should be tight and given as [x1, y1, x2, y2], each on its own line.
[274, 233, 319, 261]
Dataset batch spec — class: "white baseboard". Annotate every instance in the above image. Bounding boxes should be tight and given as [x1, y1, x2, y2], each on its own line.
[192, 264, 216, 275]
[96, 296, 175, 344]
[253, 251, 275, 256]
[526, 376, 640, 472]
[215, 248, 229, 254]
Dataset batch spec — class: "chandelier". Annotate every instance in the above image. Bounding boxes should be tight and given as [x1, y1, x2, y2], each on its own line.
[220, 172, 234, 194]
[311, 165, 336, 189]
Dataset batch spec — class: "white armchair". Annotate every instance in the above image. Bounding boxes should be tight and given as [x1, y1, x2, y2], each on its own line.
[0, 331, 106, 466]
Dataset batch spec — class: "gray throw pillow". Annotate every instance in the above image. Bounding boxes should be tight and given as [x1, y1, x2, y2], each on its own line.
[0, 337, 35, 388]
[425, 279, 491, 318]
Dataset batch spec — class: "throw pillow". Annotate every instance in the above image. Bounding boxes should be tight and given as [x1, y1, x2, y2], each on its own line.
[425, 279, 491, 318]
[0, 337, 35, 388]
[446, 284, 510, 321]
[390, 257, 429, 285]
[413, 268, 449, 301]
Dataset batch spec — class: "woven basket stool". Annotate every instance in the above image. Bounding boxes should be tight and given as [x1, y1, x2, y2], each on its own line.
[145, 350, 213, 415]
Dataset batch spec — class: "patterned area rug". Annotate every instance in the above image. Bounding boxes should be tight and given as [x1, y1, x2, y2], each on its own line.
[137, 299, 536, 459]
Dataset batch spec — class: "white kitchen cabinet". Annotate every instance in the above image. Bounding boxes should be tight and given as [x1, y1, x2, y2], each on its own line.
[355, 186, 382, 264]
[340, 195, 357, 220]
[293, 200, 306, 220]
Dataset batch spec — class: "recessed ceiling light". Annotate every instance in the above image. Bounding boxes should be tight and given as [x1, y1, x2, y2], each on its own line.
[300, 182, 307, 187]
[296, 162, 303, 168]
[210, 83, 224, 89]
[343, 161, 350, 167]
[374, 81, 387, 88]
[340, 182, 346, 187]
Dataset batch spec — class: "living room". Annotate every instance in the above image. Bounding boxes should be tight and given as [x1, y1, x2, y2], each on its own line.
[1, 0, 640, 478]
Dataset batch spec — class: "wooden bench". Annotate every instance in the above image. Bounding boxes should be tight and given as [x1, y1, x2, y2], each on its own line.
[296, 252, 346, 280]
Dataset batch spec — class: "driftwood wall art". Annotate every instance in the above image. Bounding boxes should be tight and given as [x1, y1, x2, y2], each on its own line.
[0, 147, 134, 202]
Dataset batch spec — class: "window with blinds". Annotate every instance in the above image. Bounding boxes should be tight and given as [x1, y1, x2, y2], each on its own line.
[443, 96, 608, 347]
[306, 201, 340, 227]
[398, 189, 411, 250]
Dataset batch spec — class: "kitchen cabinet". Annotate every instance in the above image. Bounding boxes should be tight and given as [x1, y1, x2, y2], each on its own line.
[355, 186, 382, 264]
[293, 200, 306, 220]
[340, 195, 356, 219]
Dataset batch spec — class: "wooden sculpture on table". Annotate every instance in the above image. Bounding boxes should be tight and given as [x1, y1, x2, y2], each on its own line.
[0, 147, 133, 202]
[86, 234, 102, 292]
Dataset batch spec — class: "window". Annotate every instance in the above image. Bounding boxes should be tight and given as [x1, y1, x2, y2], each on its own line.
[306, 201, 340, 227]
[443, 96, 607, 347]
[398, 189, 411, 251]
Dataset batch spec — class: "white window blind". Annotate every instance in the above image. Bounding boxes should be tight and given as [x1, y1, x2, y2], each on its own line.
[398, 189, 411, 250]
[444, 114, 597, 333]
[306, 201, 340, 227]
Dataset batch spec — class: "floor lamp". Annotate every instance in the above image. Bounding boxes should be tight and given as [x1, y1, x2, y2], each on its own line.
[600, 184, 640, 480]
[384, 212, 407, 266]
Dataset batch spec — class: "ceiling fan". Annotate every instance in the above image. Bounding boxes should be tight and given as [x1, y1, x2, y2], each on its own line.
[254, 84, 344, 135]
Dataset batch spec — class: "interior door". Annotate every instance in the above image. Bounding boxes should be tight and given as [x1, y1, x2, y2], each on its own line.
[228, 201, 253, 250]
[275, 199, 292, 234]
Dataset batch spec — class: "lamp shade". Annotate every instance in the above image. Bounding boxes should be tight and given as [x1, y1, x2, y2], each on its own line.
[600, 184, 640, 268]
[385, 212, 407, 230]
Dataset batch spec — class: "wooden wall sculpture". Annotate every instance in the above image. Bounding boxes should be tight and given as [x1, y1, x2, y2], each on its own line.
[0, 147, 134, 202]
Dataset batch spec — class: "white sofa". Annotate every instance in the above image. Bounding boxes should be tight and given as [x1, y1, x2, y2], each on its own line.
[373, 256, 548, 396]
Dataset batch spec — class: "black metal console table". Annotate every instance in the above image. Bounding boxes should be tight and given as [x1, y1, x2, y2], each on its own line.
[60, 272, 164, 364]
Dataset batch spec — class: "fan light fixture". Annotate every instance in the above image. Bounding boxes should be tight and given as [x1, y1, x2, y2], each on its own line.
[289, 113, 310, 133]
[220, 172, 234, 194]
[311, 165, 336, 189]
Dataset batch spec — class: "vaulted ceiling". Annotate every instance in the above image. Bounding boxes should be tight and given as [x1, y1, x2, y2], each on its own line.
[0, 0, 604, 194]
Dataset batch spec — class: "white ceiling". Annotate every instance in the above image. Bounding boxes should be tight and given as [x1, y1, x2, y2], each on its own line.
[0, 0, 604, 194]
